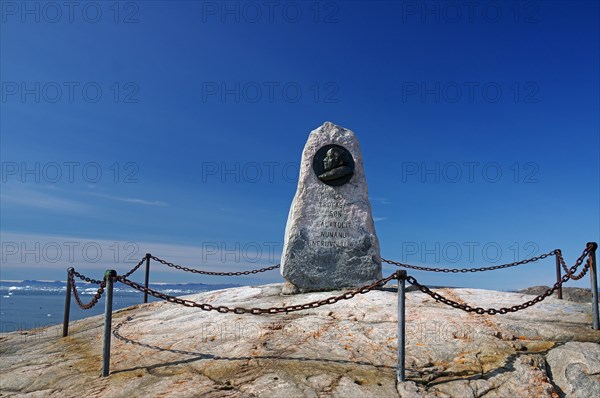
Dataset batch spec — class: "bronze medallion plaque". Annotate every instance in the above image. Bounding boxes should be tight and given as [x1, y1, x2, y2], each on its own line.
[312, 144, 355, 186]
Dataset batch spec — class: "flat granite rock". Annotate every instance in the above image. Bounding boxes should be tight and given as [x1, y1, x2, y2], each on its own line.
[1, 285, 599, 397]
[280, 122, 381, 293]
[546, 342, 600, 398]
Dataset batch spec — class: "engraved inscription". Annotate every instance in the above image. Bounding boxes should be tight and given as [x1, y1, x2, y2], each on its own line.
[310, 192, 353, 247]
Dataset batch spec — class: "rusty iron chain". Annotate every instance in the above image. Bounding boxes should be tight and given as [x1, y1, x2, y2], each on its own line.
[122, 257, 147, 279]
[66, 243, 596, 315]
[71, 268, 103, 285]
[150, 255, 280, 276]
[405, 246, 592, 315]
[382, 250, 557, 273]
[116, 271, 399, 315]
[69, 269, 107, 310]
[69, 257, 145, 285]
[557, 250, 589, 281]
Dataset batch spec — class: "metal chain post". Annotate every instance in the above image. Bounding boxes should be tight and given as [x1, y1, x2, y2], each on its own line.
[588, 242, 599, 330]
[555, 249, 563, 299]
[144, 253, 151, 304]
[61, 242, 595, 377]
[397, 270, 406, 383]
[62, 268, 73, 337]
[102, 270, 117, 377]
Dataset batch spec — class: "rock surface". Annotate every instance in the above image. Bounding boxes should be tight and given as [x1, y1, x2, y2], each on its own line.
[280, 122, 381, 293]
[1, 284, 599, 397]
[518, 286, 597, 303]
[546, 342, 600, 398]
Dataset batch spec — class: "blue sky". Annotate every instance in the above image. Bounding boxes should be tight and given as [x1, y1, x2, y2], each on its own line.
[1, 0, 598, 290]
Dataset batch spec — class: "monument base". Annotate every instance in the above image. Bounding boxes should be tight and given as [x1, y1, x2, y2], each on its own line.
[280, 276, 380, 295]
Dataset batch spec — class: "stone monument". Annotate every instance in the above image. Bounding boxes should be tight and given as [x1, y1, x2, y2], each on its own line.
[280, 122, 381, 294]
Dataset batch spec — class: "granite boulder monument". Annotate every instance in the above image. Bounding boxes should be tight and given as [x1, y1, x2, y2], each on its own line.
[281, 122, 381, 294]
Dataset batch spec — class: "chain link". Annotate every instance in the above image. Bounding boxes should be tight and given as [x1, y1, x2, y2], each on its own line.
[69, 270, 106, 310]
[70, 256, 146, 285]
[71, 269, 103, 285]
[382, 250, 557, 273]
[150, 255, 280, 276]
[117, 271, 398, 314]
[122, 257, 147, 279]
[405, 246, 592, 315]
[557, 250, 589, 280]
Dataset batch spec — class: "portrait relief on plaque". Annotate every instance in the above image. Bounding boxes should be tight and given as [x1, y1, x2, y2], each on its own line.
[312, 144, 355, 186]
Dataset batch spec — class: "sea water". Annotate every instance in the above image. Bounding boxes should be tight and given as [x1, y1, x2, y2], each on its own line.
[0, 280, 238, 333]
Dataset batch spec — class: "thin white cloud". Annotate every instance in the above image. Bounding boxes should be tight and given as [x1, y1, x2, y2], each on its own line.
[373, 217, 387, 222]
[370, 197, 391, 205]
[0, 185, 168, 212]
[0, 185, 90, 213]
[89, 193, 168, 207]
[0, 232, 281, 278]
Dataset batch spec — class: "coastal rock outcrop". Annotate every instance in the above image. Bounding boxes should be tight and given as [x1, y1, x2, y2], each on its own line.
[1, 284, 598, 397]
